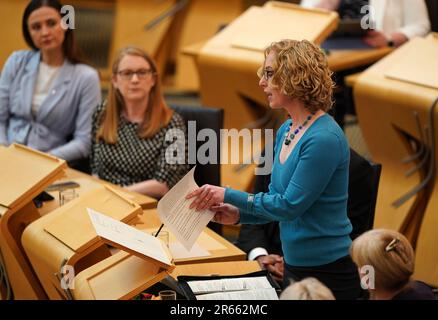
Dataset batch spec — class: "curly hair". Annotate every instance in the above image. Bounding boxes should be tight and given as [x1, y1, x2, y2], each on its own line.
[264, 39, 334, 113]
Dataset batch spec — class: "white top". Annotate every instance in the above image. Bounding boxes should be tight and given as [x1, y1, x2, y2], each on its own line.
[370, 0, 430, 39]
[300, 0, 339, 10]
[32, 62, 60, 116]
[300, 0, 431, 38]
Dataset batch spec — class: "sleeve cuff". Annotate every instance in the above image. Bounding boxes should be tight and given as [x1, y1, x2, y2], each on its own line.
[224, 188, 251, 211]
[248, 247, 269, 261]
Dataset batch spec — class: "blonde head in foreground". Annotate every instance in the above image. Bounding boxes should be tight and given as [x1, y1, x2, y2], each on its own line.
[280, 277, 335, 300]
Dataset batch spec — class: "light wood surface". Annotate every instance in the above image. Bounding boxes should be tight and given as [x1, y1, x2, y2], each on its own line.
[353, 35, 438, 286]
[0, 144, 67, 299]
[327, 47, 392, 72]
[21, 187, 143, 300]
[72, 251, 168, 300]
[72, 254, 260, 300]
[43, 187, 141, 253]
[0, 144, 66, 210]
[134, 208, 246, 264]
[384, 39, 438, 90]
[173, 0, 243, 91]
[38, 168, 157, 215]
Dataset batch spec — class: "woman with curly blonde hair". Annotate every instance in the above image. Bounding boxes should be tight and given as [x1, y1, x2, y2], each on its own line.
[187, 39, 361, 299]
[351, 229, 435, 300]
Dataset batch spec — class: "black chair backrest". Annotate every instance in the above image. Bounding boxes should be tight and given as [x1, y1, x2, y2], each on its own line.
[367, 162, 382, 230]
[347, 149, 382, 239]
[169, 104, 223, 187]
[426, 0, 438, 32]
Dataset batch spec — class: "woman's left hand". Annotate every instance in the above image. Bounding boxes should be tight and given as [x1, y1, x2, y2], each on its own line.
[186, 184, 225, 211]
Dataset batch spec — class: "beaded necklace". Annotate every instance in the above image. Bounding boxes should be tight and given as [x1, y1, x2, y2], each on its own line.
[284, 113, 315, 146]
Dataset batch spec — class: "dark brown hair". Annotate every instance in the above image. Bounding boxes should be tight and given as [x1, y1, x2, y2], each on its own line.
[22, 0, 86, 64]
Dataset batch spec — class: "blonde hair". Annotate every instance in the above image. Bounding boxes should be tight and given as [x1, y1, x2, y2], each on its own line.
[97, 46, 173, 143]
[280, 277, 335, 300]
[262, 39, 334, 113]
[350, 229, 415, 292]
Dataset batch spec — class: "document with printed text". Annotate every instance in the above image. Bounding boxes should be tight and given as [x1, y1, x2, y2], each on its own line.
[187, 276, 278, 300]
[87, 208, 172, 266]
[157, 166, 214, 250]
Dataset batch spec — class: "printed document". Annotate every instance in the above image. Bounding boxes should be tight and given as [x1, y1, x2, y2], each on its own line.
[88, 208, 172, 266]
[157, 166, 214, 250]
[187, 276, 278, 300]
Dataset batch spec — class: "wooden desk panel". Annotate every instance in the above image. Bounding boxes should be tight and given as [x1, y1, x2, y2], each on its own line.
[327, 47, 392, 72]
[134, 209, 246, 264]
[354, 36, 438, 286]
[39, 168, 157, 216]
[72, 254, 260, 300]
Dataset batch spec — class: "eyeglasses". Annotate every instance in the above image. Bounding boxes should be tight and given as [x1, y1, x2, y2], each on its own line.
[117, 68, 155, 80]
[257, 67, 275, 81]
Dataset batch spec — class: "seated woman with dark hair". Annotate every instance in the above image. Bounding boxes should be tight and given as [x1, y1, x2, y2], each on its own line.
[0, 0, 101, 161]
[90, 46, 189, 199]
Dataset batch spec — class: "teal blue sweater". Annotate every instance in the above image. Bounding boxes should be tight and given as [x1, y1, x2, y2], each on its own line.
[224, 114, 353, 267]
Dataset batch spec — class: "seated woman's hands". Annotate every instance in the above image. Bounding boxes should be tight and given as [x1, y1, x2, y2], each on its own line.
[186, 184, 225, 211]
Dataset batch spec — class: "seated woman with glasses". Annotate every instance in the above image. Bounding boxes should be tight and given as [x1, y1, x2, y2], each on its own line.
[186, 39, 361, 299]
[90, 46, 189, 198]
[350, 229, 435, 300]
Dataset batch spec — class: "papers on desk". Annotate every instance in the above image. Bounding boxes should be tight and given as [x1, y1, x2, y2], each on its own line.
[187, 276, 279, 300]
[197, 288, 278, 300]
[157, 166, 214, 251]
[88, 208, 173, 267]
[169, 242, 210, 260]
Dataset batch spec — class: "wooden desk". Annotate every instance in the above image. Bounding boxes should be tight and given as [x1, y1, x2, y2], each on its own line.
[72, 254, 259, 300]
[22, 205, 244, 299]
[134, 209, 246, 264]
[184, 41, 391, 73]
[39, 168, 157, 215]
[327, 47, 392, 72]
[0, 145, 66, 299]
[354, 36, 438, 286]
[22, 187, 143, 300]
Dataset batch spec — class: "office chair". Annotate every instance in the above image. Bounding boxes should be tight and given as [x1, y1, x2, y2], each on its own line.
[348, 149, 382, 240]
[425, 0, 438, 32]
[169, 104, 223, 186]
[169, 104, 224, 234]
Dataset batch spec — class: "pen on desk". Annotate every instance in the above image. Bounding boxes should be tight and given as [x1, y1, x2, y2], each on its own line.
[154, 223, 164, 237]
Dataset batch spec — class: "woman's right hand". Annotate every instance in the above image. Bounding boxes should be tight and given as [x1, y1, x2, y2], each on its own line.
[210, 203, 240, 225]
